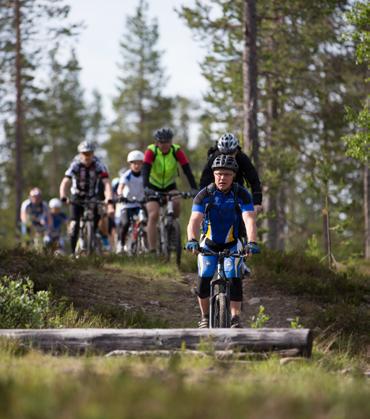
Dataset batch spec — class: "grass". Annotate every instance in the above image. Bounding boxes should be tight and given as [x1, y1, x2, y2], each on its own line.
[249, 248, 370, 348]
[0, 248, 169, 329]
[0, 342, 368, 419]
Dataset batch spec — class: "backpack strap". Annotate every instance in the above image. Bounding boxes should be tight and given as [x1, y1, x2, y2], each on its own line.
[204, 183, 217, 215]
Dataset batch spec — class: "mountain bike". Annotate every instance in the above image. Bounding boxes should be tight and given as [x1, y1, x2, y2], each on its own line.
[118, 197, 148, 256]
[23, 218, 48, 252]
[70, 198, 105, 256]
[199, 248, 248, 328]
[149, 191, 192, 266]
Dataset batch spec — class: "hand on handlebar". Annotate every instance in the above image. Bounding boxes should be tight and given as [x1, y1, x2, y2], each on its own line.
[144, 187, 156, 197]
[60, 196, 69, 205]
[246, 241, 261, 255]
[185, 239, 200, 254]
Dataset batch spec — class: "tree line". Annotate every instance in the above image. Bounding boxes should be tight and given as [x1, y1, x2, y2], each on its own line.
[0, 0, 368, 261]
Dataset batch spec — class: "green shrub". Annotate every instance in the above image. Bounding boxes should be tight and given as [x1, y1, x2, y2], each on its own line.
[0, 276, 51, 328]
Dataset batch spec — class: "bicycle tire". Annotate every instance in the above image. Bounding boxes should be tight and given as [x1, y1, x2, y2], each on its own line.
[168, 220, 182, 266]
[86, 221, 95, 255]
[137, 229, 148, 254]
[218, 292, 230, 328]
[159, 222, 169, 260]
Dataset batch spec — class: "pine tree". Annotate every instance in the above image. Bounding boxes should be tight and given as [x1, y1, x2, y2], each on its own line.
[0, 0, 79, 231]
[105, 0, 172, 176]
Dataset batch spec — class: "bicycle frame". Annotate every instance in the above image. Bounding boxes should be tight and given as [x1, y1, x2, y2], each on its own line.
[152, 191, 191, 265]
[70, 198, 105, 255]
[200, 248, 247, 328]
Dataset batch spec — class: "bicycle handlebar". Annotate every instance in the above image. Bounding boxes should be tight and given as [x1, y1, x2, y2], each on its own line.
[69, 198, 106, 206]
[146, 191, 193, 199]
[116, 196, 146, 204]
[199, 248, 248, 258]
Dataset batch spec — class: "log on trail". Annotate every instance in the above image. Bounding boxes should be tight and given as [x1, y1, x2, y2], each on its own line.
[0, 328, 313, 357]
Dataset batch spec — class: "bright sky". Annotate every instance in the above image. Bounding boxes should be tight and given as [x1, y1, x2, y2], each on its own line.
[68, 0, 208, 122]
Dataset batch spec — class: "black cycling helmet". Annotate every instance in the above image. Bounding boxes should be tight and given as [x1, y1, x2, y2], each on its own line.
[211, 154, 239, 172]
[154, 127, 174, 143]
[78, 140, 95, 153]
[217, 133, 239, 154]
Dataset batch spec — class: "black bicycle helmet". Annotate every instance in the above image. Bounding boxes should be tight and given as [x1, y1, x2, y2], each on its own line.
[211, 154, 239, 172]
[217, 133, 239, 154]
[154, 127, 174, 143]
[78, 140, 95, 153]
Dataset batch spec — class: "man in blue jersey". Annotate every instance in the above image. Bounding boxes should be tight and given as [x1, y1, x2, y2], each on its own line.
[186, 154, 260, 328]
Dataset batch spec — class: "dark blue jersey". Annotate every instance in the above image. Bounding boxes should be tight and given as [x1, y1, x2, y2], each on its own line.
[192, 184, 254, 245]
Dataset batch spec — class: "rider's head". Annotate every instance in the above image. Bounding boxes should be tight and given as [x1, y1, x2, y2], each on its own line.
[217, 133, 239, 155]
[211, 154, 238, 192]
[29, 187, 42, 204]
[49, 198, 62, 214]
[127, 150, 144, 173]
[78, 141, 95, 167]
[154, 128, 173, 154]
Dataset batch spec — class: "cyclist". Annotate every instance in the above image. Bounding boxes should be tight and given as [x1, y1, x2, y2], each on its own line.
[186, 154, 260, 328]
[142, 127, 198, 252]
[200, 133, 262, 212]
[59, 141, 114, 256]
[44, 198, 68, 252]
[117, 150, 145, 253]
[20, 187, 50, 245]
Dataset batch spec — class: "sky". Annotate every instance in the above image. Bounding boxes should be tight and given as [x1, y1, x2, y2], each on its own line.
[68, 0, 208, 123]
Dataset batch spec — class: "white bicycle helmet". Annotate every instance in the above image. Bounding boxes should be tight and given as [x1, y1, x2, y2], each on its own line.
[127, 150, 144, 162]
[49, 198, 62, 209]
[217, 133, 239, 154]
[30, 187, 42, 197]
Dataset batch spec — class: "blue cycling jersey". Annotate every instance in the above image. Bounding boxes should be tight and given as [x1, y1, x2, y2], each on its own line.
[50, 212, 68, 236]
[192, 184, 254, 245]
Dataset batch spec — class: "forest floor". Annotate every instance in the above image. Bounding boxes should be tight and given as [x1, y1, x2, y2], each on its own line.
[1, 248, 370, 419]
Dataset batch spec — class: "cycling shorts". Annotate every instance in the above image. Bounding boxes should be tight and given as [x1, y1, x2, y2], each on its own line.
[197, 239, 243, 280]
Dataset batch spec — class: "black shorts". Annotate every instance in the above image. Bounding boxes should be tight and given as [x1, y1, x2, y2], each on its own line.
[146, 182, 177, 203]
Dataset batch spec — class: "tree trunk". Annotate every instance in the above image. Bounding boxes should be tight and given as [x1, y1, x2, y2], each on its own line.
[322, 192, 333, 268]
[0, 328, 313, 357]
[277, 184, 287, 250]
[364, 164, 370, 259]
[15, 0, 23, 233]
[265, 78, 279, 249]
[242, 0, 259, 170]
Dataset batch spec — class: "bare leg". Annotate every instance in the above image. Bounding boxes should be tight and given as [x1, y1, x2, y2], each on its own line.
[230, 301, 242, 317]
[170, 190, 181, 218]
[198, 297, 209, 317]
[146, 200, 160, 251]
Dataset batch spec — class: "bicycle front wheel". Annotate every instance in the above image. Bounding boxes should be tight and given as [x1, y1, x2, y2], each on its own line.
[167, 220, 182, 266]
[86, 221, 95, 255]
[217, 293, 231, 328]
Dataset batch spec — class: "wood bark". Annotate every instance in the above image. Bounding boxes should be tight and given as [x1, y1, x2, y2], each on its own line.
[364, 164, 369, 259]
[243, 0, 259, 170]
[0, 328, 313, 357]
[15, 0, 23, 232]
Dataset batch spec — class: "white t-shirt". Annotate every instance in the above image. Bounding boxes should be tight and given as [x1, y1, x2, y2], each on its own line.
[119, 169, 144, 209]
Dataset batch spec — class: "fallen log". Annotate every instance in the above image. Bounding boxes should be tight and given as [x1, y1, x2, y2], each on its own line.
[0, 328, 313, 357]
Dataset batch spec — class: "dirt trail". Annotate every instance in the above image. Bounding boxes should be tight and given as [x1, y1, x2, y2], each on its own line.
[65, 266, 306, 328]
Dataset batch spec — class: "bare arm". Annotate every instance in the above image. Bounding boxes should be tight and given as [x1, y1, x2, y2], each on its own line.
[242, 211, 257, 243]
[20, 208, 28, 224]
[187, 211, 204, 241]
[102, 178, 113, 201]
[59, 177, 71, 199]
[117, 183, 125, 196]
